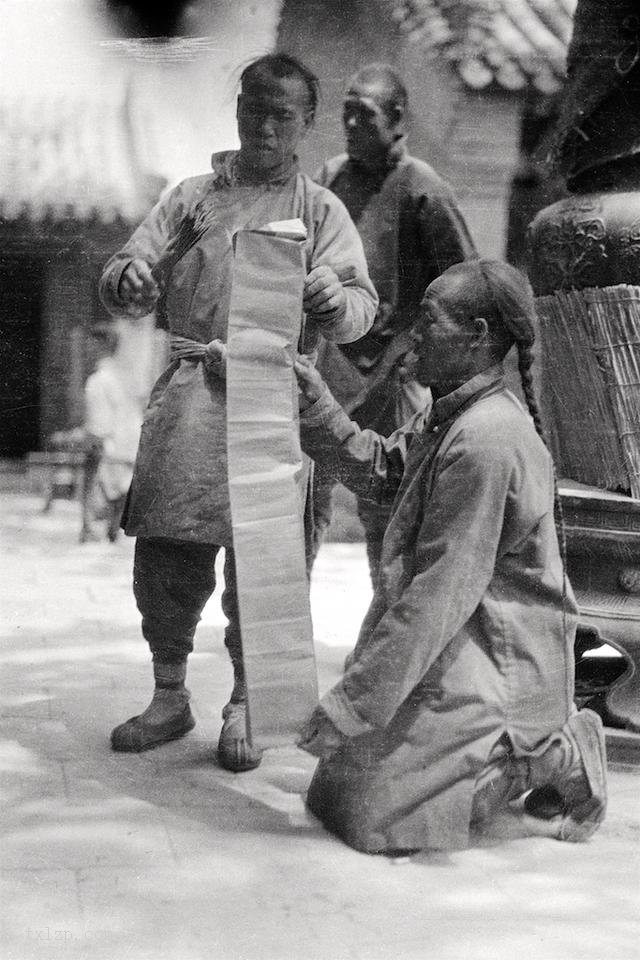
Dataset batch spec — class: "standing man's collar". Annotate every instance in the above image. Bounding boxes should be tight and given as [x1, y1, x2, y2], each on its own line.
[210, 150, 300, 187]
[431, 362, 506, 425]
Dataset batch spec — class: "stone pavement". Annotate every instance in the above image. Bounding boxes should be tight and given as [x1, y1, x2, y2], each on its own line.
[1, 492, 639, 960]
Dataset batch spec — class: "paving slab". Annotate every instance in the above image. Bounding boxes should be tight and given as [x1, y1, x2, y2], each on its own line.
[1, 492, 639, 960]
[1, 868, 85, 960]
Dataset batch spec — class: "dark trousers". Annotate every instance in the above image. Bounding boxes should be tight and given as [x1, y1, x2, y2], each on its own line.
[310, 367, 428, 586]
[311, 464, 390, 586]
[133, 537, 241, 667]
[133, 464, 316, 673]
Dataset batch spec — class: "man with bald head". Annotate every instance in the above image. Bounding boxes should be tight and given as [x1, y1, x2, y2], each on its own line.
[312, 63, 477, 583]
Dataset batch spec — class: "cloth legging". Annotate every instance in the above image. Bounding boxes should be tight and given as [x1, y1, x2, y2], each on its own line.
[133, 537, 241, 666]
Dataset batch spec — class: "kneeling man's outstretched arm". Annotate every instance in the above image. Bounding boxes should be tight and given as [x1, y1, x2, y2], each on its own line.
[294, 355, 409, 506]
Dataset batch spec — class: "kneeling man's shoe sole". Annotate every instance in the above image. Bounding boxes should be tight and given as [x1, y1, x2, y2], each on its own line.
[111, 706, 196, 752]
[558, 709, 607, 842]
[525, 708, 607, 842]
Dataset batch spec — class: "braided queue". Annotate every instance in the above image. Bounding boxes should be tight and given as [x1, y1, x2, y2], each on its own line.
[516, 339, 569, 643]
[474, 260, 569, 639]
[516, 342, 569, 582]
[435, 259, 570, 640]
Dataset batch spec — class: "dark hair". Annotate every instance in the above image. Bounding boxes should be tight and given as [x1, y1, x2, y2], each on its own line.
[349, 62, 408, 120]
[240, 54, 320, 120]
[87, 322, 119, 355]
[436, 259, 568, 627]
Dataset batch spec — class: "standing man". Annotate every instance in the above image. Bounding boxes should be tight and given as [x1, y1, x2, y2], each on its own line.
[312, 63, 476, 583]
[99, 54, 377, 773]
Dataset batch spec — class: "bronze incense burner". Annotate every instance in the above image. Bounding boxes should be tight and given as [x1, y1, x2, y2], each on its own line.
[528, 0, 640, 732]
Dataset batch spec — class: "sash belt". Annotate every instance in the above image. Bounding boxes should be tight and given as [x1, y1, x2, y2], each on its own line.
[170, 334, 226, 378]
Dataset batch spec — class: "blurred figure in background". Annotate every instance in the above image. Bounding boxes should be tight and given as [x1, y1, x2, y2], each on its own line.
[81, 323, 143, 543]
[311, 63, 476, 584]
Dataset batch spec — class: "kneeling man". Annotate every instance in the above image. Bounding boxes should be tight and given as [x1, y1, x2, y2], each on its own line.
[295, 259, 607, 854]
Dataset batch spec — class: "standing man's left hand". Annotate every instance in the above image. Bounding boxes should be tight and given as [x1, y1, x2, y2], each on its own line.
[303, 265, 346, 320]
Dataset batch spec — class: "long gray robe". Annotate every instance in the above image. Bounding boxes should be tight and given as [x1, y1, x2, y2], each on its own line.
[300, 364, 578, 852]
[99, 152, 377, 545]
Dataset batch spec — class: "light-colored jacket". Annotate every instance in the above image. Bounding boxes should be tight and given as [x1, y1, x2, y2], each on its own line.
[300, 364, 578, 851]
[84, 357, 143, 501]
[99, 152, 377, 544]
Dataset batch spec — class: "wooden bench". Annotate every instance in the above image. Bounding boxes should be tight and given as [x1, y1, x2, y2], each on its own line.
[26, 450, 88, 511]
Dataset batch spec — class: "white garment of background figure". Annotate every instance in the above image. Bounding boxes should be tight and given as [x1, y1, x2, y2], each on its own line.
[82, 324, 143, 543]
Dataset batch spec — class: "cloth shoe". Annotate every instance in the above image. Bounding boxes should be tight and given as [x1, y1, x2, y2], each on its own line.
[521, 709, 607, 842]
[111, 688, 195, 752]
[217, 670, 262, 773]
[111, 661, 195, 752]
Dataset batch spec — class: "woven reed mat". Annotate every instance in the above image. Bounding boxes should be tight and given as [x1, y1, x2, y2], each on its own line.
[536, 284, 640, 497]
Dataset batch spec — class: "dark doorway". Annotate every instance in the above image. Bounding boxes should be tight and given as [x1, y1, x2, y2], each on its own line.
[0, 256, 44, 456]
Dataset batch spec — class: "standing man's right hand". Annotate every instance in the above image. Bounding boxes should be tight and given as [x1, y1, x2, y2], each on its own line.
[118, 259, 160, 316]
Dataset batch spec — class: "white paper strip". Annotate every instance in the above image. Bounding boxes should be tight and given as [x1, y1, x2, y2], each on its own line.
[226, 229, 318, 748]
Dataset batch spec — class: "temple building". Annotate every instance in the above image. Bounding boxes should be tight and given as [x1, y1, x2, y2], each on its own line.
[278, 0, 576, 263]
[0, 0, 281, 457]
[0, 0, 576, 457]
[0, 91, 166, 456]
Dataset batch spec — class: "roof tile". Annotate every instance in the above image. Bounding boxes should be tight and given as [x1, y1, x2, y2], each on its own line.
[0, 94, 163, 226]
[392, 0, 577, 93]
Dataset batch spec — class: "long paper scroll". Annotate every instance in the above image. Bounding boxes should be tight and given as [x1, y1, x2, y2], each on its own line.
[226, 226, 318, 748]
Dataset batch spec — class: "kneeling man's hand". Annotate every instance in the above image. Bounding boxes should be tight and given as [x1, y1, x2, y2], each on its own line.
[294, 355, 326, 409]
[297, 705, 345, 759]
